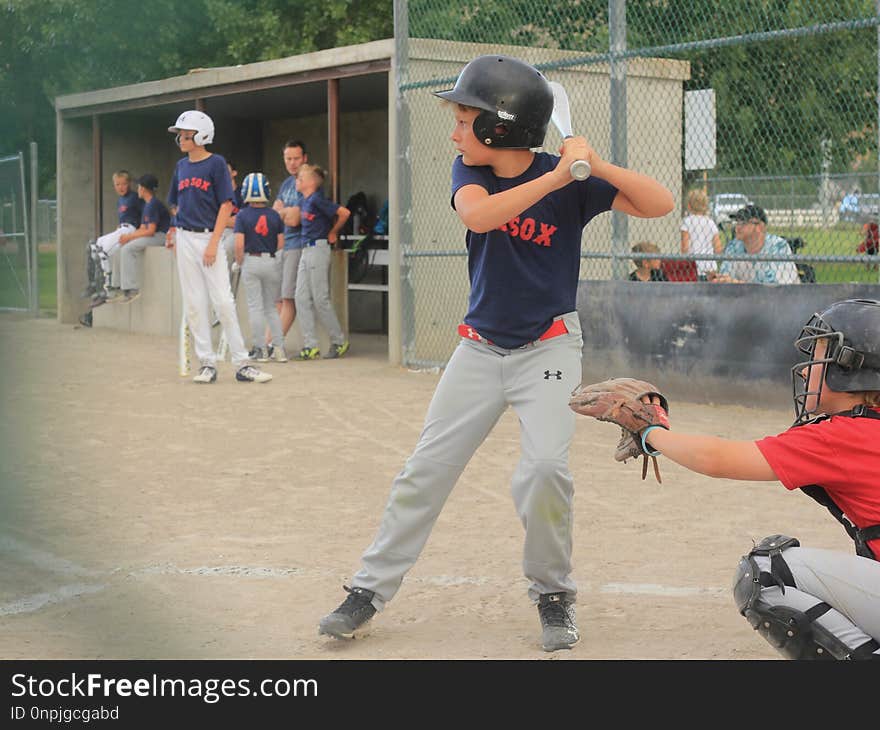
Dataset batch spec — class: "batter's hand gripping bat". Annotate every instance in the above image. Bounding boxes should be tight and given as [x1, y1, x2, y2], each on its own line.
[548, 81, 591, 181]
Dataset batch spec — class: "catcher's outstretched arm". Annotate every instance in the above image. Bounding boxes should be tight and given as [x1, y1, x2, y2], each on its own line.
[644, 430, 777, 481]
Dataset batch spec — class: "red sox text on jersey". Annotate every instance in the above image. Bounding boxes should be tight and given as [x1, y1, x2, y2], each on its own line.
[178, 177, 213, 192]
[497, 216, 557, 247]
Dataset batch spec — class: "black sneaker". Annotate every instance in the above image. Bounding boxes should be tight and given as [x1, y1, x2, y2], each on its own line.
[318, 585, 377, 639]
[537, 592, 579, 652]
[78, 311, 93, 328]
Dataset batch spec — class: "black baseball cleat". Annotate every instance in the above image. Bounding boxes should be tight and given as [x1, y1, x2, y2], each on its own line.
[537, 592, 579, 652]
[318, 585, 377, 639]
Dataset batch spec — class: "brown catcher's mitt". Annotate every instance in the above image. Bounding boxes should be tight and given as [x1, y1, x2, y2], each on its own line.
[568, 377, 670, 482]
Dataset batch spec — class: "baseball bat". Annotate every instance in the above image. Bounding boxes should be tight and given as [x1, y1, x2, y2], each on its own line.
[179, 312, 191, 377]
[548, 81, 591, 181]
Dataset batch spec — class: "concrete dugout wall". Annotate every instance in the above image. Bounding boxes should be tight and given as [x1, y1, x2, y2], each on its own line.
[576, 281, 880, 408]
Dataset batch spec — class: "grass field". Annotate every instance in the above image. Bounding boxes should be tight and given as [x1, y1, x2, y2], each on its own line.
[0, 246, 58, 315]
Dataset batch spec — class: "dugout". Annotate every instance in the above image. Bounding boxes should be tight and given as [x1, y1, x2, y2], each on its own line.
[54, 39, 395, 351]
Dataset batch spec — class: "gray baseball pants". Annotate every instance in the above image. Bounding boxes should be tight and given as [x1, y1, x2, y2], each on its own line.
[295, 240, 345, 350]
[352, 311, 584, 610]
[751, 547, 880, 651]
[114, 232, 166, 291]
[242, 254, 284, 349]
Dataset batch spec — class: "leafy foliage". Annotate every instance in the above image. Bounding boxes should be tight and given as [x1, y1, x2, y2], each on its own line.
[0, 0, 393, 194]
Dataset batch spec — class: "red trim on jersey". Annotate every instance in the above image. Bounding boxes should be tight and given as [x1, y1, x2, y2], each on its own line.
[458, 318, 569, 346]
[756, 408, 880, 558]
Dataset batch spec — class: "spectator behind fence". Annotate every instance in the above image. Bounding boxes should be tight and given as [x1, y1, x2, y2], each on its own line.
[858, 218, 879, 271]
[711, 204, 800, 285]
[628, 241, 668, 282]
[680, 188, 721, 280]
[107, 174, 171, 303]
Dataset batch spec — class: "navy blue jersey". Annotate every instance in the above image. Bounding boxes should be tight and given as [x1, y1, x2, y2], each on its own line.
[168, 154, 235, 230]
[276, 175, 305, 249]
[118, 190, 142, 228]
[451, 152, 618, 349]
[231, 187, 244, 215]
[300, 190, 341, 243]
[141, 197, 171, 234]
[234, 205, 284, 254]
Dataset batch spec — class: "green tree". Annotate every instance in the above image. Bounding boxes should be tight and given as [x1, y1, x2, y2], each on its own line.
[0, 0, 392, 195]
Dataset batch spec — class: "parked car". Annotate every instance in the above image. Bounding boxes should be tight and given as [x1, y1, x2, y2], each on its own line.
[839, 192, 880, 222]
[711, 193, 753, 224]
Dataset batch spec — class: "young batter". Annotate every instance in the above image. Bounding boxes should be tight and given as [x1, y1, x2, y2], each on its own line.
[623, 298, 880, 660]
[166, 110, 271, 384]
[319, 54, 673, 651]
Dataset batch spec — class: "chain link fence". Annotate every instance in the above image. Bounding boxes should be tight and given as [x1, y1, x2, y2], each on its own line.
[395, 0, 880, 368]
[0, 152, 33, 312]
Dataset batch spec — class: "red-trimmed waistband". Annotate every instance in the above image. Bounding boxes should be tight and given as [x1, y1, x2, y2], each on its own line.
[457, 318, 569, 347]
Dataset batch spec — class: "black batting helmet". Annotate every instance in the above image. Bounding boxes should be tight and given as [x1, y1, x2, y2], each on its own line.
[791, 298, 880, 423]
[433, 55, 554, 150]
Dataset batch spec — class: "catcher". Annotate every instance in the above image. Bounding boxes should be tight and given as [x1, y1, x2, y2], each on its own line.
[569, 298, 880, 660]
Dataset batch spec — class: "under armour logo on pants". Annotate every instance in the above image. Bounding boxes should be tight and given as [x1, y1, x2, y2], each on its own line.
[544, 370, 562, 380]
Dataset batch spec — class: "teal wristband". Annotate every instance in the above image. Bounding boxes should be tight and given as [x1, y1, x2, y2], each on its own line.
[640, 426, 664, 457]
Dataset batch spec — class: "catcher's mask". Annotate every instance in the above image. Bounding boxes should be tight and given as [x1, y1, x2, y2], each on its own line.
[433, 55, 553, 150]
[791, 298, 880, 424]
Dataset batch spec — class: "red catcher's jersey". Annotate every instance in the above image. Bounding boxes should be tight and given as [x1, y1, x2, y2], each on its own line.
[756, 408, 880, 559]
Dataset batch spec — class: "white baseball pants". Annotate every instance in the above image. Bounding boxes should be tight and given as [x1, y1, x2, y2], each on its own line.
[175, 229, 248, 369]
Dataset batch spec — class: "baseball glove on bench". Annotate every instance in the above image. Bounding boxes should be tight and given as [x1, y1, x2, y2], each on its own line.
[568, 377, 670, 483]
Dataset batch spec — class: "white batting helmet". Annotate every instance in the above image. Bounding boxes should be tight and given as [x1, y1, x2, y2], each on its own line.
[168, 110, 215, 145]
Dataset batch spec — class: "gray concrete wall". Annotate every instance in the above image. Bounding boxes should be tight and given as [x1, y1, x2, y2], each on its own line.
[56, 114, 94, 324]
[576, 280, 880, 408]
[262, 108, 388, 216]
[91, 245, 349, 356]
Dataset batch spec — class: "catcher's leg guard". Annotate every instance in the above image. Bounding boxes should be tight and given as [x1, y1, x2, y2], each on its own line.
[83, 241, 105, 297]
[732, 535, 869, 660]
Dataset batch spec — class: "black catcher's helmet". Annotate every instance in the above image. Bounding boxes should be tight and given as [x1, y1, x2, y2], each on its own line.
[433, 55, 554, 149]
[791, 298, 880, 424]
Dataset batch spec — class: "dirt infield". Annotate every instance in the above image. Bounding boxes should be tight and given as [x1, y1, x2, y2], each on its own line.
[0, 314, 848, 660]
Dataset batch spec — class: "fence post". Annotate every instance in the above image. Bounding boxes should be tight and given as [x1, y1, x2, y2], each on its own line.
[29, 141, 38, 315]
[390, 0, 410, 366]
[609, 0, 628, 279]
